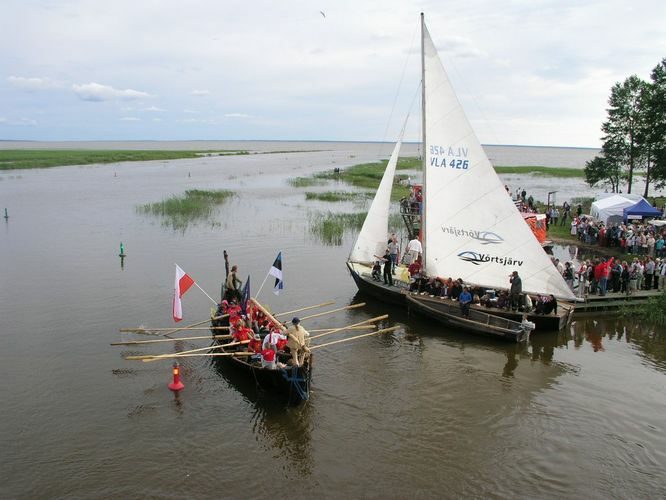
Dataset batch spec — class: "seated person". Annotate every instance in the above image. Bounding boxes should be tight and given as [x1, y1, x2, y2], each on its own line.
[371, 261, 382, 281]
[232, 320, 254, 346]
[247, 333, 263, 355]
[408, 258, 422, 278]
[496, 291, 509, 309]
[450, 279, 463, 300]
[543, 294, 558, 314]
[260, 347, 277, 369]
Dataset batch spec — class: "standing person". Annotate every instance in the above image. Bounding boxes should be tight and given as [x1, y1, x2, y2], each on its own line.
[658, 259, 666, 291]
[509, 271, 522, 311]
[577, 261, 588, 298]
[645, 257, 655, 290]
[381, 248, 393, 286]
[459, 287, 472, 318]
[563, 262, 575, 291]
[226, 265, 242, 302]
[406, 236, 422, 264]
[287, 317, 310, 367]
[388, 234, 399, 273]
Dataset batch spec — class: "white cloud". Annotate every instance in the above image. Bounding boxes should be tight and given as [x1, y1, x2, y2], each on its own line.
[120, 116, 140, 121]
[72, 82, 152, 102]
[0, 116, 37, 125]
[224, 113, 251, 118]
[7, 76, 65, 90]
[191, 89, 210, 97]
[142, 106, 165, 112]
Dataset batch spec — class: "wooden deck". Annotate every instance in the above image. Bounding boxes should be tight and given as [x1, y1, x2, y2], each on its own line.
[574, 289, 664, 313]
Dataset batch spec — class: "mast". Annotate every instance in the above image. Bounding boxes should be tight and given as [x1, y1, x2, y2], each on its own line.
[420, 13, 427, 273]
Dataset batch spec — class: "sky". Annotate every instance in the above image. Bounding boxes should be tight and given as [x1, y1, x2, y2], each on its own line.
[1, 0, 664, 147]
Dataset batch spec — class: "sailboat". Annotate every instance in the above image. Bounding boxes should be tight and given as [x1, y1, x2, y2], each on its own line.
[348, 14, 576, 338]
[346, 118, 410, 305]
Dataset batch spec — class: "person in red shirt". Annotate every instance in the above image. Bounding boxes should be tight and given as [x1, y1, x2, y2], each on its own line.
[260, 347, 277, 369]
[408, 257, 422, 278]
[247, 333, 262, 354]
[232, 322, 253, 345]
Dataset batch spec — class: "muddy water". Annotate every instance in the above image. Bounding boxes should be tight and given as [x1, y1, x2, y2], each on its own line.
[1, 143, 664, 499]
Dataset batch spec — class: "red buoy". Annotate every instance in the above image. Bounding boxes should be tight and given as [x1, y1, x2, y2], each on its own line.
[168, 362, 185, 391]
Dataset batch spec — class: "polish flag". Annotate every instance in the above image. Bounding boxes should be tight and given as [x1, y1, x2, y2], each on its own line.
[173, 264, 195, 322]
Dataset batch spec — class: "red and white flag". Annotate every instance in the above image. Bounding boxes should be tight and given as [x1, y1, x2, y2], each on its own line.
[173, 264, 195, 322]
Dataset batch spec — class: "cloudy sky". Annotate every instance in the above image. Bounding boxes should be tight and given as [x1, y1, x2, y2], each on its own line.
[1, 0, 664, 147]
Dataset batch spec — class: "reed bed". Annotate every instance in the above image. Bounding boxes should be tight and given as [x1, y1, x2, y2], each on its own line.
[305, 191, 373, 202]
[137, 189, 235, 230]
[494, 166, 584, 177]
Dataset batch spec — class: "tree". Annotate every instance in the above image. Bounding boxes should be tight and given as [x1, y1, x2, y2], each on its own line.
[600, 75, 648, 194]
[644, 58, 666, 191]
[584, 155, 622, 192]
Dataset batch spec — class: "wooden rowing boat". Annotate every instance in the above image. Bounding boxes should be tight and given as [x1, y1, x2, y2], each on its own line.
[211, 308, 312, 405]
[405, 293, 533, 343]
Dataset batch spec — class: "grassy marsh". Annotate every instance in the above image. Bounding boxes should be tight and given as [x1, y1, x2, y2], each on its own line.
[0, 149, 248, 170]
[307, 210, 404, 246]
[305, 191, 373, 202]
[494, 166, 584, 177]
[137, 189, 235, 230]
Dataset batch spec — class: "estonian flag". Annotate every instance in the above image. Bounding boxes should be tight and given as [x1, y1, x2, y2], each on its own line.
[268, 252, 284, 295]
[240, 275, 251, 316]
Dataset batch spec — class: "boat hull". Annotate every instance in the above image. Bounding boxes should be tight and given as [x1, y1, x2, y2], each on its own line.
[406, 293, 531, 342]
[479, 303, 572, 331]
[346, 262, 407, 306]
[213, 349, 312, 405]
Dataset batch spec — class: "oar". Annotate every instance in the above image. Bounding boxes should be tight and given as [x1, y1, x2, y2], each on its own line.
[309, 314, 388, 340]
[297, 302, 366, 321]
[141, 341, 251, 363]
[111, 334, 231, 346]
[309, 325, 376, 333]
[273, 300, 336, 318]
[154, 315, 228, 337]
[124, 340, 250, 361]
[138, 351, 256, 362]
[119, 326, 230, 333]
[310, 326, 400, 350]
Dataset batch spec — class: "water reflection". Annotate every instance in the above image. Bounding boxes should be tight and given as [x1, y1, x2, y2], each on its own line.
[209, 357, 313, 478]
[566, 317, 666, 371]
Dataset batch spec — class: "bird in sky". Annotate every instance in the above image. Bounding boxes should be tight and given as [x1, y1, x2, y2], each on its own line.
[320, 11, 326, 18]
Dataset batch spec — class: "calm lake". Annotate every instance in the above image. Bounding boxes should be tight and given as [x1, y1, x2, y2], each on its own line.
[1, 142, 664, 499]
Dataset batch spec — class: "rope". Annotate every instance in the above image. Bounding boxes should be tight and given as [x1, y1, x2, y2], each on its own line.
[281, 366, 309, 402]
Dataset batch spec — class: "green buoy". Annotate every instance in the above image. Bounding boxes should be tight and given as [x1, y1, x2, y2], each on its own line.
[119, 242, 126, 258]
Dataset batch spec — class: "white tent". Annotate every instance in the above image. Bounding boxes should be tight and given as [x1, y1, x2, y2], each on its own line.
[590, 194, 643, 224]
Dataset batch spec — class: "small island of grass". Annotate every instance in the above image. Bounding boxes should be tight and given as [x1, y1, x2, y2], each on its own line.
[137, 189, 235, 230]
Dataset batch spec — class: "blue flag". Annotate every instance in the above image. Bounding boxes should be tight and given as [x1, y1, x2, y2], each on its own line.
[240, 275, 251, 316]
[268, 252, 284, 295]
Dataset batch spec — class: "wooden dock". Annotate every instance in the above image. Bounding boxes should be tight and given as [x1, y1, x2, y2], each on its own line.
[574, 289, 664, 314]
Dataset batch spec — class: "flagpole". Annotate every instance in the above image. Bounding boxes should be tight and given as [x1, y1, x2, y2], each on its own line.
[194, 282, 218, 305]
[254, 270, 272, 300]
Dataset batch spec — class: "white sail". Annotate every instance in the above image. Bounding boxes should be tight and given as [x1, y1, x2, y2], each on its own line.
[422, 23, 575, 300]
[349, 120, 407, 264]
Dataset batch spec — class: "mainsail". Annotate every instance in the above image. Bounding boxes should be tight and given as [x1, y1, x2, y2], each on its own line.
[348, 118, 408, 264]
[421, 21, 575, 300]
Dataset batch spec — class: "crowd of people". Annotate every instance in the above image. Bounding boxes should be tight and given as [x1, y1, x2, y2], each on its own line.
[568, 255, 666, 297]
[572, 218, 666, 256]
[215, 269, 310, 370]
[405, 268, 559, 317]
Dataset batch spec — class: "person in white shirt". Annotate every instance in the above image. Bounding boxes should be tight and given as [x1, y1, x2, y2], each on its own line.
[406, 237, 422, 264]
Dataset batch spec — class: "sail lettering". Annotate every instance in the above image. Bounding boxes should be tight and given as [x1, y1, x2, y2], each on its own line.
[429, 145, 469, 158]
[458, 251, 523, 266]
